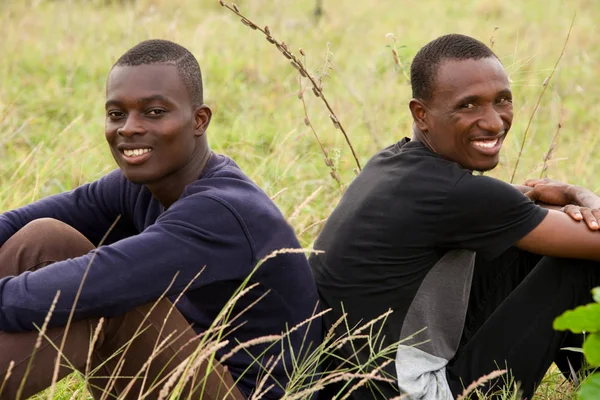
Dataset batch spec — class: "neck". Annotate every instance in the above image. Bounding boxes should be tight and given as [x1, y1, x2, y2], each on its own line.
[146, 146, 212, 209]
[411, 125, 436, 153]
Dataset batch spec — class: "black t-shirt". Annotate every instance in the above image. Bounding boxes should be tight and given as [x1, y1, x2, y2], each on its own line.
[309, 138, 547, 398]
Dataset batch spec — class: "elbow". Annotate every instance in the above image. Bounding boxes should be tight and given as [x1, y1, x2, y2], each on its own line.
[0, 310, 30, 333]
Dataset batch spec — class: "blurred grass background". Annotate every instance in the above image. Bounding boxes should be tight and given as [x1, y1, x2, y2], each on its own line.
[1, 0, 599, 398]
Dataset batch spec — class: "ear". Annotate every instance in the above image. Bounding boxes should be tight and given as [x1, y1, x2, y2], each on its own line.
[194, 105, 212, 137]
[409, 98, 429, 133]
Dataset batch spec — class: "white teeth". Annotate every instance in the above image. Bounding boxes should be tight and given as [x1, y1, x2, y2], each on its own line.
[471, 138, 498, 149]
[123, 148, 152, 157]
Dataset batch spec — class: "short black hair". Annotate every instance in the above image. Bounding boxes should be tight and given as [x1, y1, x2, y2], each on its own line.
[410, 34, 497, 101]
[114, 39, 204, 107]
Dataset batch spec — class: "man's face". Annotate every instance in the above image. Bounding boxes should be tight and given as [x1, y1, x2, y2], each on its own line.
[105, 64, 204, 184]
[414, 57, 513, 172]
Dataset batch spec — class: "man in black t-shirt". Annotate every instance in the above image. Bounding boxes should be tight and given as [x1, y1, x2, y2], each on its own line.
[310, 34, 600, 399]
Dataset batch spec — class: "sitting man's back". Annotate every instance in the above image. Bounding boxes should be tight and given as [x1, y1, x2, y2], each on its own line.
[311, 34, 600, 399]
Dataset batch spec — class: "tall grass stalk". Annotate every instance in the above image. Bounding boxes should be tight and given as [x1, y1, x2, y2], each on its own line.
[540, 109, 564, 179]
[510, 14, 575, 183]
[218, 0, 363, 173]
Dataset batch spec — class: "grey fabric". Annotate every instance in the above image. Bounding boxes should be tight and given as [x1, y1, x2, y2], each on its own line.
[396, 250, 476, 398]
[395, 346, 453, 400]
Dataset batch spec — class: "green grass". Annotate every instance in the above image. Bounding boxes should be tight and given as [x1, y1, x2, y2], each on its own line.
[2, 0, 600, 398]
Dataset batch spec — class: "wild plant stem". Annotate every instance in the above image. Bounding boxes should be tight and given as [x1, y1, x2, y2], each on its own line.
[510, 14, 575, 183]
[540, 108, 564, 179]
[298, 77, 343, 189]
[218, 0, 362, 172]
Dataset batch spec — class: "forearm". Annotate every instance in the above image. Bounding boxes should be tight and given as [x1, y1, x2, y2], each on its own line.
[0, 198, 251, 332]
[0, 172, 127, 247]
[535, 202, 563, 211]
[570, 186, 600, 209]
[0, 193, 104, 246]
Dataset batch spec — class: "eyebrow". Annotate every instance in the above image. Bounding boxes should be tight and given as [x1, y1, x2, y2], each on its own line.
[454, 89, 512, 106]
[453, 95, 479, 107]
[105, 94, 176, 109]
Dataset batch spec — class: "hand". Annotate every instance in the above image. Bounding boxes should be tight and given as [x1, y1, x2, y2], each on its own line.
[561, 204, 600, 231]
[524, 178, 600, 230]
[523, 178, 575, 207]
[525, 177, 600, 209]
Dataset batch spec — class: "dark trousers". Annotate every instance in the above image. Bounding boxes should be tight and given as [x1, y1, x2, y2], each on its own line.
[447, 247, 600, 399]
[0, 218, 244, 400]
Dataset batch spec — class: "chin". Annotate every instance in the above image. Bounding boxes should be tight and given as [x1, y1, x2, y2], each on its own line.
[120, 169, 152, 185]
[473, 161, 499, 173]
[463, 156, 500, 173]
[122, 175, 145, 185]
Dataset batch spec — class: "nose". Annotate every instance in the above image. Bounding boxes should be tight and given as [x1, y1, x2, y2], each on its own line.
[478, 105, 504, 135]
[117, 113, 146, 137]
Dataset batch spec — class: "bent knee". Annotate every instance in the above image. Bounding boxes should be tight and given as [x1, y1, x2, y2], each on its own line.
[18, 218, 95, 258]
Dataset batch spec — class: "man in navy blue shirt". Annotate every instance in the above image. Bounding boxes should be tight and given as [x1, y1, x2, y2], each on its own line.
[0, 39, 321, 399]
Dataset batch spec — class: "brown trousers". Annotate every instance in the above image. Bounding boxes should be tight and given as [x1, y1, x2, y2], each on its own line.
[0, 218, 244, 400]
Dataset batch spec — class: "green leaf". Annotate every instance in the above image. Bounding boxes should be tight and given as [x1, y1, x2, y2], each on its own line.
[584, 333, 600, 366]
[554, 303, 600, 333]
[578, 373, 600, 400]
[592, 287, 600, 303]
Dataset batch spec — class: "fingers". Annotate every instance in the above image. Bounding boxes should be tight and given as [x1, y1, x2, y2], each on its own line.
[563, 205, 600, 230]
[593, 209, 600, 229]
[562, 204, 583, 221]
[523, 177, 563, 187]
[524, 179, 544, 187]
[580, 207, 599, 230]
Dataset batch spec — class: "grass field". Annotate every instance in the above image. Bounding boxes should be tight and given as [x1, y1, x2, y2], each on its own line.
[2, 0, 600, 398]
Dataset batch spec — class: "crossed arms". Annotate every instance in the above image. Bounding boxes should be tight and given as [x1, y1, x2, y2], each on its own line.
[515, 178, 600, 261]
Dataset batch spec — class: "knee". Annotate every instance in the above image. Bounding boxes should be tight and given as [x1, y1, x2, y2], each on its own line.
[16, 218, 95, 260]
[542, 256, 600, 292]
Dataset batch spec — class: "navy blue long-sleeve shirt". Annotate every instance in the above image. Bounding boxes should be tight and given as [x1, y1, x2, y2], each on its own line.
[0, 153, 322, 398]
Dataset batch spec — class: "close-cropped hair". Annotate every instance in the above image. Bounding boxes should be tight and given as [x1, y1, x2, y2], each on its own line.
[114, 39, 204, 106]
[410, 34, 497, 101]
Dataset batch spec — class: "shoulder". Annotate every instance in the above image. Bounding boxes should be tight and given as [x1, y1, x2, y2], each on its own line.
[182, 154, 279, 215]
[449, 173, 525, 203]
[368, 139, 467, 178]
[176, 155, 296, 251]
[353, 139, 470, 205]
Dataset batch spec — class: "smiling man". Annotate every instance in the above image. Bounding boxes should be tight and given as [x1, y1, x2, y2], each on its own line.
[310, 34, 600, 399]
[0, 40, 321, 399]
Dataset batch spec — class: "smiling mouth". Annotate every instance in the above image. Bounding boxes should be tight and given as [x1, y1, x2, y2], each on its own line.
[471, 138, 499, 149]
[118, 147, 153, 165]
[122, 148, 152, 157]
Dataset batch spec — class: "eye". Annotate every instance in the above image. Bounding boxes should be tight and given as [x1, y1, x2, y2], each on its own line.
[107, 110, 124, 119]
[147, 109, 166, 116]
[460, 103, 476, 110]
[497, 97, 513, 105]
